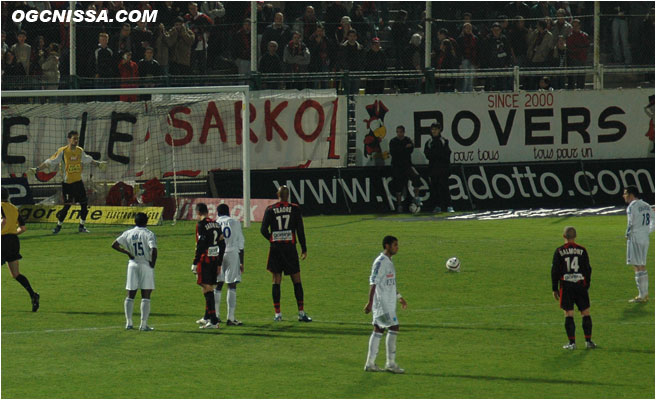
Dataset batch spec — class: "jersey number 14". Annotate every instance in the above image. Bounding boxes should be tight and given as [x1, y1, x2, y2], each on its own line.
[565, 256, 579, 272]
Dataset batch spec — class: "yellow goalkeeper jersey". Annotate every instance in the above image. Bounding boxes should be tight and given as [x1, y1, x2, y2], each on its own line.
[1, 201, 22, 235]
[43, 146, 93, 184]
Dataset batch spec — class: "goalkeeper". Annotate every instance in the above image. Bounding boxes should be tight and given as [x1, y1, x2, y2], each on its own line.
[33, 130, 106, 234]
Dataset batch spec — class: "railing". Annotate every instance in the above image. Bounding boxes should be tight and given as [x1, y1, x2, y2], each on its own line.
[2, 65, 653, 94]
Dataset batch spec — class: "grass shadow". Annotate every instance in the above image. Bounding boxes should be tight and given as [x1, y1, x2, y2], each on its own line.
[411, 372, 631, 387]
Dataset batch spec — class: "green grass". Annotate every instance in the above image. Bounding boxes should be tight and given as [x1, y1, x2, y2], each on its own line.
[2, 214, 654, 398]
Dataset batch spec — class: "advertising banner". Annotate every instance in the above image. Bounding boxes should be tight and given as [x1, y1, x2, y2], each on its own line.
[175, 197, 274, 223]
[355, 89, 655, 166]
[1, 177, 34, 205]
[18, 205, 163, 225]
[2, 92, 347, 183]
[212, 159, 654, 215]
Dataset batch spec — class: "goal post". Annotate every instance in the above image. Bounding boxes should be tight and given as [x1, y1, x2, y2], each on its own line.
[1, 85, 252, 228]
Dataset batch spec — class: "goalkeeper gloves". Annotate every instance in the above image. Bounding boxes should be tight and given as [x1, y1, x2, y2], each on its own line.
[96, 161, 108, 171]
[26, 167, 38, 178]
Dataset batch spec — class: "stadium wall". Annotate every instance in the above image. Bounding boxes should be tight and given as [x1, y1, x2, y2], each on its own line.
[211, 159, 654, 215]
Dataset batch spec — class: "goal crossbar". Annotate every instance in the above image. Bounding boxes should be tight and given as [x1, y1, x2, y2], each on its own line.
[1, 85, 252, 228]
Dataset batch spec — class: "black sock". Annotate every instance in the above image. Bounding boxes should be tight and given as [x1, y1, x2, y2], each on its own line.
[272, 284, 281, 313]
[204, 291, 218, 324]
[293, 282, 304, 311]
[15, 274, 35, 297]
[565, 316, 575, 344]
[582, 315, 592, 341]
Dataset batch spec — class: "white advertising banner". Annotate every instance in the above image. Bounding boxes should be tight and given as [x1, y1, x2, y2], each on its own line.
[1, 92, 347, 183]
[355, 89, 655, 166]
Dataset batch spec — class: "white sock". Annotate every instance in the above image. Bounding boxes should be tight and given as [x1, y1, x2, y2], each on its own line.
[57, 221, 63, 226]
[80, 219, 85, 225]
[635, 272, 644, 297]
[214, 288, 222, 320]
[638, 271, 649, 297]
[386, 331, 398, 366]
[366, 332, 382, 366]
[227, 288, 236, 321]
[140, 299, 151, 327]
[124, 297, 134, 326]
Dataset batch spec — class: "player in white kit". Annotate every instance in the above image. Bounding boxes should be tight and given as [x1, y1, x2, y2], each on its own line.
[623, 186, 655, 303]
[363, 235, 407, 374]
[111, 212, 158, 331]
[214, 204, 245, 326]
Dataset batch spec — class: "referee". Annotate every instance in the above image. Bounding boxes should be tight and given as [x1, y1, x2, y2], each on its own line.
[1, 188, 40, 312]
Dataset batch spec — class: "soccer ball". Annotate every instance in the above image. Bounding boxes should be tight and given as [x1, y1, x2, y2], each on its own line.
[445, 257, 461, 272]
[409, 203, 421, 214]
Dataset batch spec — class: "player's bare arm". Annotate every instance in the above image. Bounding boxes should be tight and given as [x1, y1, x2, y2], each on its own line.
[553, 291, 560, 301]
[111, 240, 134, 260]
[399, 295, 408, 309]
[364, 284, 376, 313]
[150, 248, 157, 269]
[239, 249, 245, 273]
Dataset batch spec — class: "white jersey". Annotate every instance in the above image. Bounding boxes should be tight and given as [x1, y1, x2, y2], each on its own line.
[626, 199, 654, 240]
[116, 226, 157, 263]
[217, 215, 244, 253]
[370, 253, 397, 306]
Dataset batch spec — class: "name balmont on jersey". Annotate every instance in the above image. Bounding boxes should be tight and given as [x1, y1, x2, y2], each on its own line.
[558, 247, 584, 257]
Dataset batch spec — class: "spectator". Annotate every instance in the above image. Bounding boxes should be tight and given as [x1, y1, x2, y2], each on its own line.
[201, 1, 226, 21]
[436, 39, 459, 92]
[508, 16, 529, 68]
[335, 16, 353, 45]
[94, 33, 115, 84]
[186, 2, 214, 74]
[529, 2, 557, 28]
[481, 22, 513, 91]
[639, 8, 655, 66]
[566, 19, 590, 89]
[324, 1, 349, 39]
[457, 23, 478, 92]
[10, 30, 30, 76]
[259, 40, 283, 77]
[111, 23, 133, 58]
[118, 51, 138, 102]
[538, 75, 553, 90]
[336, 29, 364, 94]
[307, 24, 332, 74]
[390, 10, 411, 68]
[283, 31, 310, 89]
[457, 12, 479, 37]
[436, 28, 458, 57]
[293, 6, 317, 43]
[153, 23, 171, 76]
[611, 4, 632, 64]
[30, 35, 47, 76]
[156, 1, 180, 28]
[39, 43, 60, 90]
[2, 31, 7, 58]
[351, 5, 373, 44]
[261, 12, 291, 59]
[167, 17, 194, 75]
[504, 2, 530, 20]
[138, 47, 162, 79]
[527, 20, 554, 89]
[3, 51, 26, 89]
[400, 33, 424, 93]
[257, 3, 275, 42]
[233, 19, 252, 75]
[131, 21, 153, 62]
[550, 35, 567, 89]
[364, 37, 387, 94]
[551, 8, 572, 39]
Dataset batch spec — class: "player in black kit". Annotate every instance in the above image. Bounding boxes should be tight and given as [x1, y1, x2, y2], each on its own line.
[260, 185, 312, 322]
[389, 125, 422, 213]
[551, 226, 595, 350]
[192, 203, 225, 329]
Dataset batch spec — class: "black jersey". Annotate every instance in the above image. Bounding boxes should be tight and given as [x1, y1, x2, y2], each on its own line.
[260, 201, 307, 253]
[551, 242, 592, 291]
[193, 217, 225, 265]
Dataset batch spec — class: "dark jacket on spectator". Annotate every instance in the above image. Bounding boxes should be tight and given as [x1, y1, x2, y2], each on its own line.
[138, 58, 162, 77]
[508, 25, 529, 62]
[389, 136, 414, 168]
[261, 23, 292, 58]
[94, 45, 115, 77]
[233, 27, 251, 61]
[307, 31, 332, 72]
[424, 135, 451, 170]
[365, 46, 387, 71]
[259, 52, 282, 74]
[482, 33, 512, 68]
[131, 26, 153, 61]
[336, 40, 364, 71]
[457, 32, 479, 66]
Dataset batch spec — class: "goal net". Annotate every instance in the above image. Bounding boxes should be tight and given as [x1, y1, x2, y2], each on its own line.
[1, 86, 251, 227]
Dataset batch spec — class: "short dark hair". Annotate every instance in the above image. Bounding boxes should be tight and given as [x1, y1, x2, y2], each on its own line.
[382, 235, 398, 249]
[624, 185, 639, 197]
[396, 125, 405, 132]
[17, 30, 27, 37]
[135, 212, 148, 227]
[348, 28, 357, 36]
[431, 122, 442, 130]
[144, 46, 153, 52]
[537, 20, 547, 29]
[122, 23, 131, 29]
[67, 130, 78, 138]
[438, 28, 449, 35]
[1, 187, 9, 202]
[196, 203, 209, 215]
[217, 204, 230, 216]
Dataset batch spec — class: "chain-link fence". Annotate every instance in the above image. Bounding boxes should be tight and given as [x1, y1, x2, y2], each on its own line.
[2, 1, 654, 94]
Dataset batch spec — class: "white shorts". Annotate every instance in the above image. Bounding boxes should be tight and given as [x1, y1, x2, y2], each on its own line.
[372, 300, 398, 328]
[217, 251, 241, 284]
[126, 261, 155, 290]
[627, 237, 650, 266]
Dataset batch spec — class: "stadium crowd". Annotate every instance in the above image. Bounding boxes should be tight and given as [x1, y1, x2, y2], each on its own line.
[1, 1, 654, 93]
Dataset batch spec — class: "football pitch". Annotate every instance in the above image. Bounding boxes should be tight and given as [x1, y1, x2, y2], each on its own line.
[2, 213, 654, 398]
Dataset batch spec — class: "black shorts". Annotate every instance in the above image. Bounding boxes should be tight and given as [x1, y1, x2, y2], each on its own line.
[267, 245, 300, 276]
[196, 260, 220, 285]
[391, 166, 421, 193]
[62, 181, 87, 204]
[559, 282, 590, 311]
[1, 234, 21, 264]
